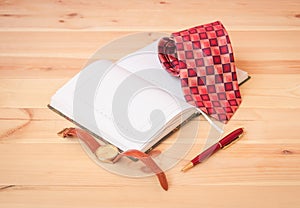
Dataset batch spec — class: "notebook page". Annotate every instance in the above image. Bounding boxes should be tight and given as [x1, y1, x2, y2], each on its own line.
[93, 62, 193, 150]
[117, 51, 185, 101]
[50, 60, 192, 151]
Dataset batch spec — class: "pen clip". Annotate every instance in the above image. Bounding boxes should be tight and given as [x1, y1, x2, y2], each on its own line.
[222, 132, 244, 149]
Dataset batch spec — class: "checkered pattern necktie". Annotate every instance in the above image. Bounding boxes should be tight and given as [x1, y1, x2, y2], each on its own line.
[158, 21, 242, 123]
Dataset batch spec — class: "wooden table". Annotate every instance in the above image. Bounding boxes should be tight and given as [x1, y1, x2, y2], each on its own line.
[1, 1, 299, 207]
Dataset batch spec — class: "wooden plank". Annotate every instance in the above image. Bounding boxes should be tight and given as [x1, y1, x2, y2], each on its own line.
[0, 56, 85, 76]
[0, 78, 66, 108]
[0, 31, 130, 58]
[0, 31, 299, 60]
[0, 185, 299, 208]
[0, 143, 299, 186]
[0, 0, 299, 31]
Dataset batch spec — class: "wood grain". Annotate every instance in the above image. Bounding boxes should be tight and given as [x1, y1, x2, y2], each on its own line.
[0, 0, 299, 31]
[0, 186, 299, 208]
[0, 0, 300, 207]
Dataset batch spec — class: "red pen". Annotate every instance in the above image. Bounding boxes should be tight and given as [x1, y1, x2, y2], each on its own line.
[182, 128, 244, 172]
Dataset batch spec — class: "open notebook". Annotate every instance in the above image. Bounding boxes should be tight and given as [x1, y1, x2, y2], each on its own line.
[49, 41, 249, 152]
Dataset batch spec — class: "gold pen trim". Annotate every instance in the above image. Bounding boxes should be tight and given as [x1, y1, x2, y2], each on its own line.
[222, 131, 244, 150]
[181, 162, 194, 172]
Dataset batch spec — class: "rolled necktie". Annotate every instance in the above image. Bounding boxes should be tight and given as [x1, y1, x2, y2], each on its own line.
[158, 21, 242, 123]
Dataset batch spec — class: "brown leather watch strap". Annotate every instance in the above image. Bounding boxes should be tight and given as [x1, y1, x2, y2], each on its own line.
[58, 127, 100, 153]
[58, 127, 119, 163]
[58, 127, 168, 191]
[117, 150, 168, 191]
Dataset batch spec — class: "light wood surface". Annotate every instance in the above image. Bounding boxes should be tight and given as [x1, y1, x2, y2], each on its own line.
[1, 0, 300, 207]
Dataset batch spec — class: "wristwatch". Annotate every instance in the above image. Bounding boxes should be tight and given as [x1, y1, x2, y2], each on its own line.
[57, 127, 168, 191]
[58, 127, 119, 163]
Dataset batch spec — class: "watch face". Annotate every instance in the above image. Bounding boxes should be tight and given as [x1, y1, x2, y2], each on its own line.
[95, 144, 119, 163]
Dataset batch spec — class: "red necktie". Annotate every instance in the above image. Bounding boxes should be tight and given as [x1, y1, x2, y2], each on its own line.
[158, 21, 242, 123]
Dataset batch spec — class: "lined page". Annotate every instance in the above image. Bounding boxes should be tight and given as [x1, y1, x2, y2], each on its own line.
[50, 60, 191, 151]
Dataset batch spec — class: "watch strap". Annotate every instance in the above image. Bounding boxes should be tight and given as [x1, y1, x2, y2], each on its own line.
[58, 127, 168, 191]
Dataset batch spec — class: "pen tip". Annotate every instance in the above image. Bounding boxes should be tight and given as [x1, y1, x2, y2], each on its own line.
[181, 162, 194, 172]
